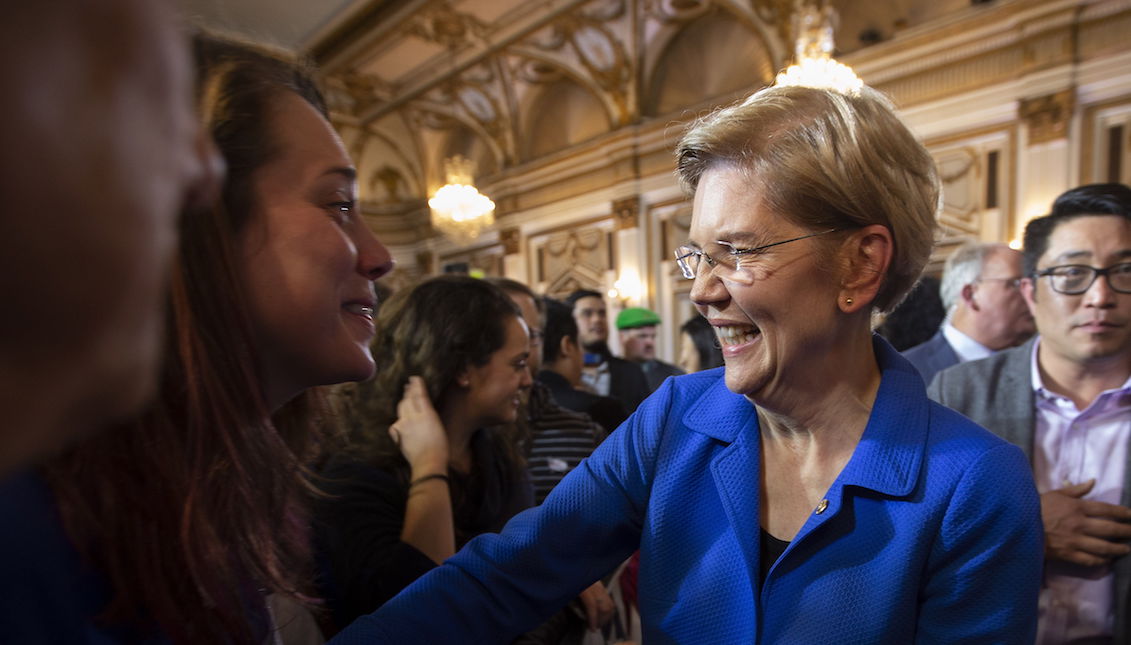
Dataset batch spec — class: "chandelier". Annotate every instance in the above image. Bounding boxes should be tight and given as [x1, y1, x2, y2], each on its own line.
[429, 155, 495, 243]
[774, 2, 863, 94]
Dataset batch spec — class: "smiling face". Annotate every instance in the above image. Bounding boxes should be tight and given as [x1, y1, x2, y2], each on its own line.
[687, 166, 847, 401]
[239, 92, 393, 409]
[462, 315, 534, 426]
[1022, 215, 1131, 369]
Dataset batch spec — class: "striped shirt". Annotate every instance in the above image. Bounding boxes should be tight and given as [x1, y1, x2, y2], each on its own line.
[524, 382, 607, 504]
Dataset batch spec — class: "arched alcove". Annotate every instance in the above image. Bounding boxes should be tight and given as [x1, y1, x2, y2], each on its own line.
[443, 123, 499, 179]
[522, 78, 611, 162]
[645, 9, 775, 117]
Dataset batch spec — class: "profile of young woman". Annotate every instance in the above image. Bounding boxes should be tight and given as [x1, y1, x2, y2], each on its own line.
[4, 34, 392, 644]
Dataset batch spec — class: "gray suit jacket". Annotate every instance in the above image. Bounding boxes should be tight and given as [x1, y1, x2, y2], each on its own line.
[928, 336, 1131, 644]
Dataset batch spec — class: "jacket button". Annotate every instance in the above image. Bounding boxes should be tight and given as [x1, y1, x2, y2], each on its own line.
[815, 499, 829, 514]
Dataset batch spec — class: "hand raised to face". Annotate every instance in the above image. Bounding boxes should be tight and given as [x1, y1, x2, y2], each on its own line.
[391, 376, 449, 477]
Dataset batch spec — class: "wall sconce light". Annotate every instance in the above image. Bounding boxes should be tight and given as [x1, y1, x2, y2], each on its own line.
[608, 274, 643, 307]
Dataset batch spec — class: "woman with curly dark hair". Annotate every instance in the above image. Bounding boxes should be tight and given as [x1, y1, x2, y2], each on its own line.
[314, 275, 534, 632]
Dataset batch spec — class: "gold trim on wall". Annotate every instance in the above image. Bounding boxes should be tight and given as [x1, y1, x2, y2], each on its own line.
[1020, 89, 1075, 145]
[1080, 94, 1131, 183]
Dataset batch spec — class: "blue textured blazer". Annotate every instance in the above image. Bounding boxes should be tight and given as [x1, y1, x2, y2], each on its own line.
[902, 330, 960, 385]
[333, 338, 1043, 644]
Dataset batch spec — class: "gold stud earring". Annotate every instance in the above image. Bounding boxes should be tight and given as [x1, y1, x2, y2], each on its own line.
[845, 297, 854, 306]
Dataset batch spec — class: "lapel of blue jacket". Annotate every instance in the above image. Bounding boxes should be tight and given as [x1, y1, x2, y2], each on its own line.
[681, 376, 763, 593]
[678, 338, 929, 594]
[778, 339, 927, 557]
[829, 338, 929, 502]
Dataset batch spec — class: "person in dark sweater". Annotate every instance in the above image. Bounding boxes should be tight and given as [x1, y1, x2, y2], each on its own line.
[314, 277, 534, 632]
[539, 299, 627, 434]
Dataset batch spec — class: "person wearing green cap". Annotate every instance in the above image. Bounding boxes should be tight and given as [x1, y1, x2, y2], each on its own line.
[616, 307, 685, 392]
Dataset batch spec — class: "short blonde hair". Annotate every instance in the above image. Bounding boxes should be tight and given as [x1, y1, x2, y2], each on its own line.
[676, 85, 939, 312]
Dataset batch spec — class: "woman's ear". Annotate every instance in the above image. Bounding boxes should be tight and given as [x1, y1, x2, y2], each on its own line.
[455, 370, 471, 388]
[839, 224, 893, 313]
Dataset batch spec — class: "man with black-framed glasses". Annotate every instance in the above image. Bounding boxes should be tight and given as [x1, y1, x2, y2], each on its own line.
[929, 183, 1131, 645]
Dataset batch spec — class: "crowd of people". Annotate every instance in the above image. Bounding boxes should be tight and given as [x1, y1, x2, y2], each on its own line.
[1, 1, 1129, 644]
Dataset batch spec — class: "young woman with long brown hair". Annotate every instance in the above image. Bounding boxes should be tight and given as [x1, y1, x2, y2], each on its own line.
[1, 34, 393, 643]
[314, 275, 534, 632]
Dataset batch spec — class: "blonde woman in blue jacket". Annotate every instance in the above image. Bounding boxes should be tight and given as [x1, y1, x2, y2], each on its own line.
[332, 83, 1043, 644]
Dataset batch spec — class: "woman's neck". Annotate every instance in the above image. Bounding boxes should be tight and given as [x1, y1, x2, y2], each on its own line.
[752, 329, 881, 445]
[439, 404, 478, 473]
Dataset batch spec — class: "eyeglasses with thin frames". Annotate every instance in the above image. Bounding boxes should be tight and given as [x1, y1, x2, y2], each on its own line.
[673, 228, 844, 280]
[976, 276, 1023, 290]
[1032, 263, 1131, 295]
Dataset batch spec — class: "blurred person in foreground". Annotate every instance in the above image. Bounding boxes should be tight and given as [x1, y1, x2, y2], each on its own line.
[929, 183, 1131, 644]
[331, 84, 1042, 644]
[0, 0, 218, 477]
[1, 34, 393, 643]
[903, 241, 1034, 383]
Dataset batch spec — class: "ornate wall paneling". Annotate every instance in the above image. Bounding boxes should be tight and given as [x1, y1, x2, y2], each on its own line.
[852, 0, 1078, 109]
[648, 197, 694, 360]
[1017, 87, 1076, 225]
[1081, 97, 1131, 185]
[923, 126, 1017, 272]
[437, 238, 507, 277]
[1019, 89, 1074, 147]
[526, 215, 618, 299]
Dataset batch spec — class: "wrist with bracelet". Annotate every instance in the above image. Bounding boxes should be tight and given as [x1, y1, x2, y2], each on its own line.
[409, 472, 450, 489]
